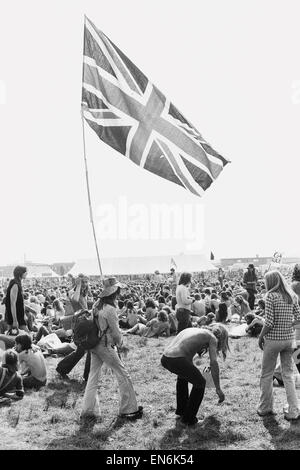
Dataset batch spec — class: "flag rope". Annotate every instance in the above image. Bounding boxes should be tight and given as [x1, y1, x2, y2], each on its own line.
[81, 110, 103, 278]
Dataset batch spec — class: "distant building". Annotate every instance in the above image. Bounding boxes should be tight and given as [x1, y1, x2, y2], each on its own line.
[0, 262, 74, 279]
[220, 257, 300, 269]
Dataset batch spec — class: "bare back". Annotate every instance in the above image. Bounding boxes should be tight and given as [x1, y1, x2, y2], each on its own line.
[163, 328, 217, 361]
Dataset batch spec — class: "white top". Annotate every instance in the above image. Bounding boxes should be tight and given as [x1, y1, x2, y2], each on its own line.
[176, 284, 192, 310]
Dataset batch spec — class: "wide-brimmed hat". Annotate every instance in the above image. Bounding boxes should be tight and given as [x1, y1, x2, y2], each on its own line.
[99, 277, 127, 298]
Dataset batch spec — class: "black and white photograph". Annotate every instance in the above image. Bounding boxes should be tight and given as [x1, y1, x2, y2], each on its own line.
[1, 0, 300, 455]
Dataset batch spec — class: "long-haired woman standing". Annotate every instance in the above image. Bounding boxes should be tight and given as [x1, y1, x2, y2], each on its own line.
[5, 266, 28, 332]
[81, 277, 143, 424]
[257, 270, 300, 420]
[175, 272, 193, 333]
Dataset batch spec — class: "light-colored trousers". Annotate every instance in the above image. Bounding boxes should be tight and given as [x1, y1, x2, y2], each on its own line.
[81, 342, 138, 417]
[258, 339, 299, 418]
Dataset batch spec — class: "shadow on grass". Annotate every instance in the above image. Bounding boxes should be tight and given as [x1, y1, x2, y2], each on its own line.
[159, 415, 247, 450]
[262, 415, 300, 450]
[43, 379, 86, 411]
[156, 417, 190, 450]
[46, 415, 129, 450]
[47, 378, 86, 393]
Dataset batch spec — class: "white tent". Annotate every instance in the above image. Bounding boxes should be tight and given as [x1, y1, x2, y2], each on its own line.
[69, 254, 217, 276]
[26, 265, 60, 278]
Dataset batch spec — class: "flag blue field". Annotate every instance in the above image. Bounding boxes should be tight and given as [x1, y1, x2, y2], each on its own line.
[82, 17, 229, 197]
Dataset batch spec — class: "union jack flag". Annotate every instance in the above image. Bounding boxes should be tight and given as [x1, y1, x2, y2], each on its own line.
[82, 17, 229, 197]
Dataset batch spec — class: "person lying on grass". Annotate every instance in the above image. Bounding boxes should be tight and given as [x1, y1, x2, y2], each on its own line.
[161, 324, 229, 426]
[15, 334, 47, 390]
[0, 349, 24, 400]
[124, 310, 170, 338]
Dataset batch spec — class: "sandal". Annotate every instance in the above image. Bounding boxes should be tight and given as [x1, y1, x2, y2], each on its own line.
[119, 406, 143, 420]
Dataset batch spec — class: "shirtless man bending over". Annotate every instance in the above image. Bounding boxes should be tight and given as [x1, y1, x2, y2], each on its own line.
[161, 324, 229, 425]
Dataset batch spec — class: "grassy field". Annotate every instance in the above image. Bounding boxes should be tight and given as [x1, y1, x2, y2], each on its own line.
[1, 332, 300, 450]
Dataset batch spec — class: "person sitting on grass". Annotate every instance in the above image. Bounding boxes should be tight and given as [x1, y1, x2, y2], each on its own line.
[162, 306, 178, 335]
[144, 298, 157, 322]
[157, 295, 167, 310]
[0, 349, 24, 400]
[254, 299, 265, 317]
[119, 301, 147, 329]
[210, 293, 220, 315]
[33, 308, 73, 344]
[15, 334, 47, 390]
[232, 295, 250, 322]
[205, 312, 216, 325]
[191, 293, 206, 318]
[197, 316, 208, 327]
[52, 299, 65, 321]
[124, 311, 170, 338]
[216, 302, 228, 324]
[244, 312, 265, 337]
[144, 310, 170, 338]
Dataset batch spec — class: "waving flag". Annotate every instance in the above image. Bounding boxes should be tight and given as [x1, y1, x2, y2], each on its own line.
[82, 16, 229, 197]
[272, 251, 282, 264]
[170, 257, 178, 270]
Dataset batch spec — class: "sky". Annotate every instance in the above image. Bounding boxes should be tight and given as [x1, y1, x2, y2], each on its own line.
[0, 0, 300, 266]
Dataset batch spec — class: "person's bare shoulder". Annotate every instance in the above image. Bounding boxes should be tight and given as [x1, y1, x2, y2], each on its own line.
[199, 328, 217, 345]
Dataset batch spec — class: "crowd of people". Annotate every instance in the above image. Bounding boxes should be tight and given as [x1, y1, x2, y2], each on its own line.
[0, 262, 300, 425]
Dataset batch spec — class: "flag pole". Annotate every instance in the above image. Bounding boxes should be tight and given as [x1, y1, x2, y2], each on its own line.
[81, 15, 103, 279]
[81, 110, 103, 278]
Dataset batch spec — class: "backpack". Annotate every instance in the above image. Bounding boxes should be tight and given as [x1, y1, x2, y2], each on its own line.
[73, 309, 100, 350]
